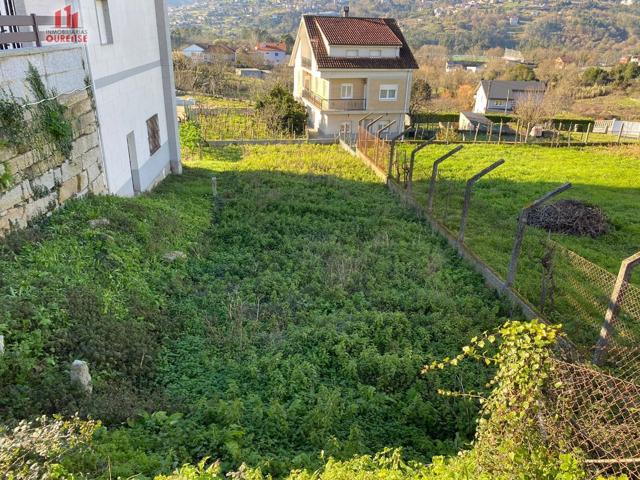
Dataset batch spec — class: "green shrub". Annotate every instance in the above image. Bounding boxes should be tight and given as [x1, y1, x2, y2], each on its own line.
[26, 63, 74, 159]
[255, 85, 307, 135]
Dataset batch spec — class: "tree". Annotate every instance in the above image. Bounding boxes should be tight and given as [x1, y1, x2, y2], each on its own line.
[514, 91, 549, 128]
[581, 67, 611, 86]
[255, 85, 307, 135]
[502, 64, 537, 81]
[179, 120, 204, 159]
[410, 77, 432, 114]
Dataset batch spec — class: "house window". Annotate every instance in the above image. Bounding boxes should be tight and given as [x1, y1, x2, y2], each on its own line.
[370, 49, 382, 57]
[493, 100, 506, 107]
[346, 49, 358, 57]
[146, 114, 161, 155]
[340, 83, 353, 99]
[96, 0, 114, 45]
[379, 85, 398, 101]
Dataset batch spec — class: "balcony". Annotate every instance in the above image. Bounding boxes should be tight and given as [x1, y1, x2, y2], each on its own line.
[302, 88, 366, 111]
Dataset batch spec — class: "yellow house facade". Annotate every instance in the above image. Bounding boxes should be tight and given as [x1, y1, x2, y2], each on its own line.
[289, 12, 418, 137]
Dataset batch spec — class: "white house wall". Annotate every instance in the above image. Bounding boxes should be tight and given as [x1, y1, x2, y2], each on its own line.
[18, 0, 181, 196]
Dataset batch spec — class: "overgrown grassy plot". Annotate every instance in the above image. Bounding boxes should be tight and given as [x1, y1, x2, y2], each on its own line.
[1, 145, 512, 478]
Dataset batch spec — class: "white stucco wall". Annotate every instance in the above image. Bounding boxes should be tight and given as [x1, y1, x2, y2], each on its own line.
[183, 44, 204, 58]
[261, 50, 287, 64]
[17, 0, 181, 196]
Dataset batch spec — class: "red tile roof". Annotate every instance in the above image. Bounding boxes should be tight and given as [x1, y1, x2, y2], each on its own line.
[303, 15, 418, 70]
[256, 42, 287, 52]
[314, 16, 403, 46]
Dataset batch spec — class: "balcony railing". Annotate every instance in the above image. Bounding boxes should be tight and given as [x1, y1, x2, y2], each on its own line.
[0, 14, 56, 49]
[302, 88, 366, 111]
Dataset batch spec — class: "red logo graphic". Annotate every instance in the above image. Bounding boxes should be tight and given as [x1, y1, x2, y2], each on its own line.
[54, 5, 79, 29]
[45, 4, 88, 44]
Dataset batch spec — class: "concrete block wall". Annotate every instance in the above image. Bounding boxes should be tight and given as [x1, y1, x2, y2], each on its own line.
[0, 46, 107, 236]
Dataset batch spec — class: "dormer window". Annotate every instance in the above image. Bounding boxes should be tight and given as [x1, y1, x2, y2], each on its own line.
[346, 49, 359, 57]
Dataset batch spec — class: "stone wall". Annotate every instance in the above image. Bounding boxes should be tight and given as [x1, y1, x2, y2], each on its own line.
[0, 45, 107, 236]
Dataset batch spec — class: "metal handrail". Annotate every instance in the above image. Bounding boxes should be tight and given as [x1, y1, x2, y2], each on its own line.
[301, 88, 366, 111]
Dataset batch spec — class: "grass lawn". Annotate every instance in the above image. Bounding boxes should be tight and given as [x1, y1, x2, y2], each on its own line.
[0, 145, 512, 478]
[404, 143, 640, 349]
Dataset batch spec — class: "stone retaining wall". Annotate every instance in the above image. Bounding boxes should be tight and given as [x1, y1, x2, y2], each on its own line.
[0, 46, 107, 236]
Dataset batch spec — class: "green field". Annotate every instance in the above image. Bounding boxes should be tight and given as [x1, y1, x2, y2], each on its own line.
[0, 145, 512, 478]
[402, 143, 640, 349]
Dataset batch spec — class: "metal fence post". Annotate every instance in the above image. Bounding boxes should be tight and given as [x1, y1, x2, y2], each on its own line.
[505, 183, 572, 289]
[458, 159, 505, 243]
[593, 252, 640, 366]
[427, 145, 464, 213]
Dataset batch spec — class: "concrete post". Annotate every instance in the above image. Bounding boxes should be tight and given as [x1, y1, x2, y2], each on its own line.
[427, 145, 464, 213]
[211, 176, 217, 197]
[617, 123, 624, 144]
[458, 159, 505, 244]
[505, 183, 572, 289]
[593, 252, 640, 366]
[389, 127, 414, 179]
[407, 139, 433, 193]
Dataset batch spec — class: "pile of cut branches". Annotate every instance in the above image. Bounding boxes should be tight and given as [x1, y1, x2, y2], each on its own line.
[527, 199, 609, 237]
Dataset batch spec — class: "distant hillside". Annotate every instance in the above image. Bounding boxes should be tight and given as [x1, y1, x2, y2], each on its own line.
[168, 0, 640, 61]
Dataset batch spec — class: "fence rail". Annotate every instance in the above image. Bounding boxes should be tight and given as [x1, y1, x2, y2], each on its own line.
[0, 14, 56, 48]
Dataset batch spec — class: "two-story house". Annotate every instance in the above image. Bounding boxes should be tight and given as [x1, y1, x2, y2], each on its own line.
[255, 41, 287, 65]
[473, 80, 546, 114]
[289, 9, 418, 137]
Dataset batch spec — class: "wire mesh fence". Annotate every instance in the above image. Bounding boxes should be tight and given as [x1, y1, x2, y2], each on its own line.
[356, 126, 391, 173]
[350, 131, 640, 477]
[411, 120, 640, 146]
[544, 359, 640, 479]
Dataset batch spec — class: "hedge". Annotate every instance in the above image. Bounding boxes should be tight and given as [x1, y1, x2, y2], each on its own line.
[411, 112, 594, 128]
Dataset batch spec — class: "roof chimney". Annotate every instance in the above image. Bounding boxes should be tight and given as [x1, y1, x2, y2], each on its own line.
[343, 6, 349, 17]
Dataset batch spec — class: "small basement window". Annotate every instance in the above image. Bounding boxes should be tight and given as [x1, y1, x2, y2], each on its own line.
[379, 85, 398, 101]
[146, 114, 161, 155]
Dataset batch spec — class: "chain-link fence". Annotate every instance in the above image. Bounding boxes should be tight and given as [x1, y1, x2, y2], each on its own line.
[349, 132, 640, 478]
